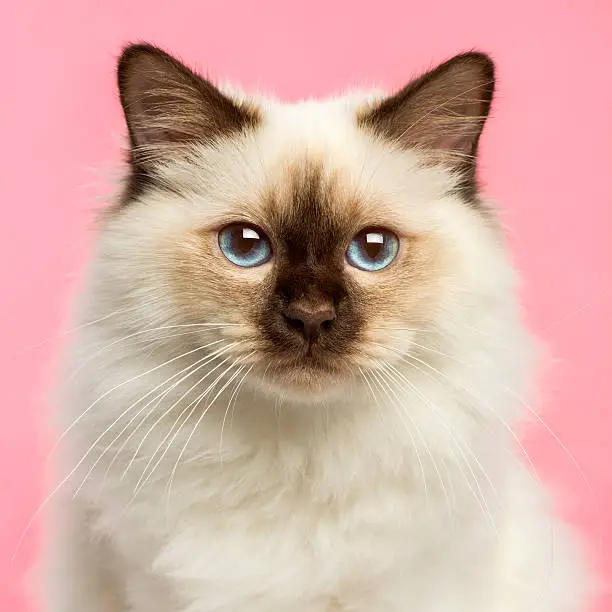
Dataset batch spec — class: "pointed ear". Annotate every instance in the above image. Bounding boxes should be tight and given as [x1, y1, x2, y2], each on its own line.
[359, 52, 495, 187]
[117, 44, 260, 159]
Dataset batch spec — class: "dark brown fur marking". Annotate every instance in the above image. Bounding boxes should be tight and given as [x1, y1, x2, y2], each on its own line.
[358, 52, 495, 202]
[116, 43, 261, 205]
[255, 163, 365, 362]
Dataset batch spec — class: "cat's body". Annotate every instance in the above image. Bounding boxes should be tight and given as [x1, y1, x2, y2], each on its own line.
[43, 46, 591, 611]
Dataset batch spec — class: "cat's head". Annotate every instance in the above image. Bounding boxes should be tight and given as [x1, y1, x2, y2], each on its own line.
[95, 44, 512, 403]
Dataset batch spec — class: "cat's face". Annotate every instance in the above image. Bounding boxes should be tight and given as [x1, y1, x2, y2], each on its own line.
[97, 45, 505, 401]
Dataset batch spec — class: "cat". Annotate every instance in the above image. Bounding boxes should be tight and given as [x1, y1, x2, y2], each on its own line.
[42, 44, 592, 611]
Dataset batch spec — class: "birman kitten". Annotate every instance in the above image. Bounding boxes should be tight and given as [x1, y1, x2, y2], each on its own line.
[43, 44, 591, 611]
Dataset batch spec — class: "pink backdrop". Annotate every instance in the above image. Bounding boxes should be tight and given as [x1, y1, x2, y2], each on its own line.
[2, 1, 611, 610]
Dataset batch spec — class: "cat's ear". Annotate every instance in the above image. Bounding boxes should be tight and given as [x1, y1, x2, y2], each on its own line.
[117, 44, 259, 157]
[359, 52, 495, 179]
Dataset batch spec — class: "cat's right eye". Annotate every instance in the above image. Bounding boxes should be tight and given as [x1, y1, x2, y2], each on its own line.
[218, 223, 273, 268]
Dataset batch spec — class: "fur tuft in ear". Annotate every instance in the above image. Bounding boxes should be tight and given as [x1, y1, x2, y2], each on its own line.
[359, 52, 495, 196]
[117, 43, 260, 157]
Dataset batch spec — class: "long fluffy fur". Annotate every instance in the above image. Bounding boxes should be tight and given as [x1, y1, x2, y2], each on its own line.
[42, 57, 592, 611]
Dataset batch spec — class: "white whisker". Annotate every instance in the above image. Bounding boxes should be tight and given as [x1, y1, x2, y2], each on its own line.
[218, 362, 255, 461]
[130, 343, 245, 491]
[67, 323, 240, 382]
[367, 365, 429, 504]
[54, 341, 226, 452]
[379, 361, 458, 517]
[78, 341, 239, 496]
[10, 339, 225, 564]
[162, 357, 249, 505]
[374, 345, 501, 533]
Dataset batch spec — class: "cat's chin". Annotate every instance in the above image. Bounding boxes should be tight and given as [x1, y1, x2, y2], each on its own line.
[254, 359, 353, 404]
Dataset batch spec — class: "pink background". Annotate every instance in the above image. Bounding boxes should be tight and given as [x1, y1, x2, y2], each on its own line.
[1, 1, 611, 610]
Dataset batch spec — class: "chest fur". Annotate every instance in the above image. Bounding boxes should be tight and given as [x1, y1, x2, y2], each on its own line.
[95, 462, 495, 612]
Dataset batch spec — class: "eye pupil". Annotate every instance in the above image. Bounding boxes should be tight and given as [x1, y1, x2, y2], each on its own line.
[346, 228, 399, 272]
[219, 224, 272, 267]
[234, 229, 258, 254]
[363, 235, 383, 260]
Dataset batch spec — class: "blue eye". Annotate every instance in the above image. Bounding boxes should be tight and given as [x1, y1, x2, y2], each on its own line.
[346, 228, 399, 271]
[218, 224, 272, 268]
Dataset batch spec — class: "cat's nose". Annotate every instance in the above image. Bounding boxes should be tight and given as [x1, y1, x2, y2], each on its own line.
[282, 299, 336, 342]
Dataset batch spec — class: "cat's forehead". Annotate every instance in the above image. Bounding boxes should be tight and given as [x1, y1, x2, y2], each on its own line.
[262, 96, 373, 146]
[152, 96, 455, 237]
[261, 160, 363, 259]
[246, 99, 454, 234]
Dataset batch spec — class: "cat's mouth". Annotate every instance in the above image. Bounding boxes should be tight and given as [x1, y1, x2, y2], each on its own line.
[257, 348, 351, 397]
[269, 337, 346, 367]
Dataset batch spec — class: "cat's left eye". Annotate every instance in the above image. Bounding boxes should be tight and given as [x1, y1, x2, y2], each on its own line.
[346, 228, 399, 272]
[218, 223, 272, 268]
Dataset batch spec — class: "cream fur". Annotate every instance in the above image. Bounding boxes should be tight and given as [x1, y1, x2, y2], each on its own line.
[42, 89, 592, 612]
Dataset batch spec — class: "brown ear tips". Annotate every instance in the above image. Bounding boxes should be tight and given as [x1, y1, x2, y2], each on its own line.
[449, 50, 496, 95]
[453, 51, 495, 70]
[115, 42, 261, 167]
[117, 43, 176, 100]
[360, 50, 497, 151]
[433, 50, 496, 98]
[445, 51, 495, 71]
[118, 43, 168, 70]
[118, 43, 152, 80]
[357, 50, 498, 201]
